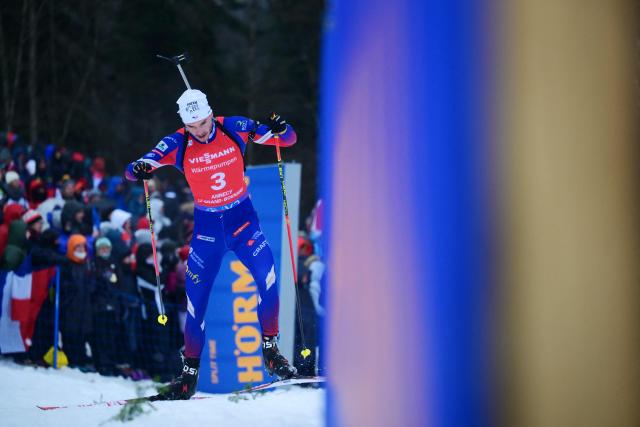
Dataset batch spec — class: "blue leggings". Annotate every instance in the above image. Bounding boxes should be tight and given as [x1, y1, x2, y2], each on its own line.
[183, 198, 279, 358]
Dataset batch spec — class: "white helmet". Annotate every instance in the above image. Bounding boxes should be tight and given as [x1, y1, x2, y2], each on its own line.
[176, 89, 212, 124]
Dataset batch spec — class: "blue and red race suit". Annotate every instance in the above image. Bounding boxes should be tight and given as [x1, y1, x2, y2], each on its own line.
[125, 116, 296, 358]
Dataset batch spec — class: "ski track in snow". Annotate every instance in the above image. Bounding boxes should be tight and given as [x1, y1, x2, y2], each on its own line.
[0, 359, 324, 427]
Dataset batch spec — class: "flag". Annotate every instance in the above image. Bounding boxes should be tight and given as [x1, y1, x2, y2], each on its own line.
[0, 256, 56, 353]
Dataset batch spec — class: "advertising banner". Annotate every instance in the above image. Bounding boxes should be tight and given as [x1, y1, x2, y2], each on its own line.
[198, 163, 300, 393]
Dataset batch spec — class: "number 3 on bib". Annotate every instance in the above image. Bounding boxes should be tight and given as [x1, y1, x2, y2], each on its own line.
[210, 172, 227, 191]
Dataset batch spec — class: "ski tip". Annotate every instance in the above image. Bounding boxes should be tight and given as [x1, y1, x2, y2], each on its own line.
[37, 405, 64, 410]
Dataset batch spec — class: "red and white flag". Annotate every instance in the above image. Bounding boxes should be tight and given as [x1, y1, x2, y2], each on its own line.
[0, 258, 56, 353]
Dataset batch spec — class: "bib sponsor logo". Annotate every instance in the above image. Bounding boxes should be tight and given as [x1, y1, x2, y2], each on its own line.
[233, 221, 251, 237]
[186, 100, 200, 113]
[183, 366, 198, 375]
[185, 265, 202, 285]
[196, 234, 216, 243]
[189, 248, 205, 268]
[156, 141, 169, 152]
[188, 146, 236, 165]
[252, 240, 268, 257]
[236, 120, 248, 131]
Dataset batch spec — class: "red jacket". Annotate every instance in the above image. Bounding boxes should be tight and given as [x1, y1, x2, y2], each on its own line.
[0, 204, 26, 254]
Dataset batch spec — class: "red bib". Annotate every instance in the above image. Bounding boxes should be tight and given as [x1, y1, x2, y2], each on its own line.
[182, 130, 246, 209]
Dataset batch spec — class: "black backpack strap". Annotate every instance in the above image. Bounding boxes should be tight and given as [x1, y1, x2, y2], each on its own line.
[179, 121, 247, 171]
[214, 119, 247, 171]
[178, 127, 190, 172]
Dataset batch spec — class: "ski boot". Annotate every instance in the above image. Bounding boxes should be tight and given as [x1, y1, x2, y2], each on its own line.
[262, 335, 297, 379]
[150, 353, 200, 401]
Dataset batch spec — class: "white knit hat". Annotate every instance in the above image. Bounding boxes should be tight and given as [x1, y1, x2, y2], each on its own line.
[176, 89, 212, 124]
[5, 170, 19, 184]
[134, 229, 152, 245]
[25, 159, 36, 176]
[109, 209, 132, 230]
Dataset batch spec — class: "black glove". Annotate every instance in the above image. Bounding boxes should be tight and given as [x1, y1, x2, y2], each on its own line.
[266, 112, 287, 134]
[132, 161, 153, 180]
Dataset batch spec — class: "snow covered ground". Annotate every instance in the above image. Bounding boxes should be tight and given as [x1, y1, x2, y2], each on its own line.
[0, 359, 325, 427]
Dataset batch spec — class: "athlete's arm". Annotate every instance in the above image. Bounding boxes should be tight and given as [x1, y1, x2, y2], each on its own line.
[221, 115, 297, 148]
[125, 132, 184, 181]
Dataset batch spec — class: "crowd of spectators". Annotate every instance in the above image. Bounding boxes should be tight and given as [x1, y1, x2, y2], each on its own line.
[0, 132, 194, 381]
[0, 131, 326, 380]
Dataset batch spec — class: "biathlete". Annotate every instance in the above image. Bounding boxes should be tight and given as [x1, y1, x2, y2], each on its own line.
[125, 88, 297, 400]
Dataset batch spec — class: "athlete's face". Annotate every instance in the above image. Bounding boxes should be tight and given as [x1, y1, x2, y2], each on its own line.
[185, 113, 213, 142]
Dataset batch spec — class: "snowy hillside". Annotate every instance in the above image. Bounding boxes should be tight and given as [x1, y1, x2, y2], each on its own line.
[0, 359, 324, 427]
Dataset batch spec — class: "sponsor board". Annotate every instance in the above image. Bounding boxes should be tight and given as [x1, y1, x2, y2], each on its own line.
[198, 164, 300, 393]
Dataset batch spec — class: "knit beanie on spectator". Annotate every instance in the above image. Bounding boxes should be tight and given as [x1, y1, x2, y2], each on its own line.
[27, 178, 47, 206]
[22, 209, 42, 226]
[99, 221, 114, 236]
[177, 245, 190, 262]
[134, 228, 152, 245]
[3, 204, 26, 224]
[25, 159, 36, 176]
[136, 216, 150, 230]
[66, 234, 87, 263]
[91, 157, 106, 175]
[96, 236, 112, 249]
[5, 170, 19, 185]
[110, 209, 132, 231]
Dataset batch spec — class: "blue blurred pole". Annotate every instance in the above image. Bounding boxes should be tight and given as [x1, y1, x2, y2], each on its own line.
[53, 267, 60, 369]
[321, 1, 490, 425]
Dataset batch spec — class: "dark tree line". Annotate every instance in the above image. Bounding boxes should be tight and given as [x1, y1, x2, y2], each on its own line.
[0, 0, 323, 216]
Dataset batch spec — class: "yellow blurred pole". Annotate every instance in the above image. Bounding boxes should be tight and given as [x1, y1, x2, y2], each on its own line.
[498, 1, 640, 427]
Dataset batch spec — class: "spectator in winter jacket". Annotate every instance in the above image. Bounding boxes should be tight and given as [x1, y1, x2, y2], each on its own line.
[59, 178, 77, 202]
[22, 209, 44, 238]
[58, 200, 94, 255]
[159, 241, 185, 349]
[106, 176, 128, 211]
[26, 178, 48, 209]
[59, 234, 94, 368]
[135, 242, 180, 381]
[293, 234, 325, 376]
[90, 157, 106, 191]
[61, 201, 90, 236]
[2, 170, 28, 209]
[36, 197, 64, 231]
[109, 208, 132, 248]
[92, 237, 127, 376]
[1, 218, 27, 270]
[29, 228, 67, 270]
[0, 203, 25, 254]
[149, 197, 171, 236]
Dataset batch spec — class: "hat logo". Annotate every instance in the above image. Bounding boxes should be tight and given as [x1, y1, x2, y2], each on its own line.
[186, 100, 200, 113]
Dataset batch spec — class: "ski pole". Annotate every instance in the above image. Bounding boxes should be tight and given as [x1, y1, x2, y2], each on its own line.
[53, 267, 60, 368]
[272, 118, 311, 359]
[143, 179, 168, 326]
[157, 53, 191, 89]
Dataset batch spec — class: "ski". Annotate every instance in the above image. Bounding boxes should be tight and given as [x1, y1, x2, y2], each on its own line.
[237, 376, 325, 393]
[36, 376, 325, 411]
